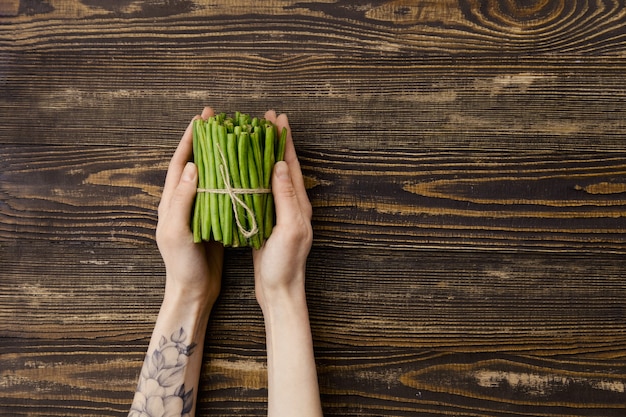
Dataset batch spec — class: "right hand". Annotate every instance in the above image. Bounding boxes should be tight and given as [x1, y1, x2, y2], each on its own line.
[252, 111, 313, 311]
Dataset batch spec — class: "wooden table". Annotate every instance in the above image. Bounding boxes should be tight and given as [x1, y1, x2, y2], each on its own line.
[1, 1, 625, 415]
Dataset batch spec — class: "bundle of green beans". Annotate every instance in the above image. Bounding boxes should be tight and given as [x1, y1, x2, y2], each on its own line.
[191, 111, 287, 249]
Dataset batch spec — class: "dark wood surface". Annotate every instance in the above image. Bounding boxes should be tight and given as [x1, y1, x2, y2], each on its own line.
[1, 1, 626, 416]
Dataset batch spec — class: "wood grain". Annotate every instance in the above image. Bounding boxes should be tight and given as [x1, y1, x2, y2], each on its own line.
[2, 0, 626, 416]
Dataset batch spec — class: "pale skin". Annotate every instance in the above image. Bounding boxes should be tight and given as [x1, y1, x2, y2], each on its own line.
[129, 107, 323, 417]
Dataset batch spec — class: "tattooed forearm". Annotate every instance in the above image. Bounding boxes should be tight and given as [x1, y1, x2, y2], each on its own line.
[129, 327, 196, 417]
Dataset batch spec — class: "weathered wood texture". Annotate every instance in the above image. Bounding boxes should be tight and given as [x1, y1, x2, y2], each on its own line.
[1, 1, 625, 416]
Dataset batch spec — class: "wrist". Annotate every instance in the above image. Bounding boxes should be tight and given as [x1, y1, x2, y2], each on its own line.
[162, 279, 217, 320]
[258, 281, 308, 316]
[163, 265, 221, 308]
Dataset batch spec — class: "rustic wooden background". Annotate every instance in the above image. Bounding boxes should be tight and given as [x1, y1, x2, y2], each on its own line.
[1, 0, 626, 416]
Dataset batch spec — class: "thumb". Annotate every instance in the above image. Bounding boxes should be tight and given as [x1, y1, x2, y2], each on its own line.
[168, 162, 198, 229]
[271, 161, 300, 226]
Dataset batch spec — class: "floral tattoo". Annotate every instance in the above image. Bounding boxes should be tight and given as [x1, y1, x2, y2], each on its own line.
[129, 327, 196, 417]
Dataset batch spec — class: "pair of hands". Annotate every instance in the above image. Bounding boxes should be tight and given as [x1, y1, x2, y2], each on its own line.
[155, 107, 312, 313]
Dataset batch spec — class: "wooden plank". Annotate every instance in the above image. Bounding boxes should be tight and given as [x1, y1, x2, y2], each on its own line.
[2, 0, 626, 56]
[1, 54, 625, 150]
[4, 241, 625, 351]
[1, 145, 624, 251]
[2, 344, 626, 416]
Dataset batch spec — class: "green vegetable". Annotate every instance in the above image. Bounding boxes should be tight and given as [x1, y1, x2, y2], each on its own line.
[191, 111, 287, 248]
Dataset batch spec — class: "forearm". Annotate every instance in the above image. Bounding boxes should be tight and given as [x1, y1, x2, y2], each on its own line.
[262, 287, 323, 417]
[129, 286, 213, 417]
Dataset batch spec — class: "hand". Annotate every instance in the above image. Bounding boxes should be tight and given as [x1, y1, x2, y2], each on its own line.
[253, 110, 313, 311]
[156, 107, 224, 309]
[252, 112, 322, 417]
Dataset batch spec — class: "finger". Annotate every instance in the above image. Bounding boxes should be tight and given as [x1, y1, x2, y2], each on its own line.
[273, 113, 311, 219]
[264, 109, 277, 123]
[273, 113, 301, 179]
[264, 110, 311, 219]
[271, 161, 303, 228]
[160, 115, 199, 210]
[201, 106, 215, 119]
[166, 162, 198, 232]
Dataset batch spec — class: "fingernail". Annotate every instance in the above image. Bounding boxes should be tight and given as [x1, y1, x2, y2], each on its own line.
[274, 161, 290, 180]
[182, 162, 196, 182]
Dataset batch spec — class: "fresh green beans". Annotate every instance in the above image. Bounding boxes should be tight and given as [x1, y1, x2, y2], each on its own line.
[191, 112, 288, 248]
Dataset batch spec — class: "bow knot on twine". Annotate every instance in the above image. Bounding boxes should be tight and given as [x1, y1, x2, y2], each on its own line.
[196, 143, 270, 239]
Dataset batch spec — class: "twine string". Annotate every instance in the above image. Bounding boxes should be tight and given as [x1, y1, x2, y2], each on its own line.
[196, 142, 271, 239]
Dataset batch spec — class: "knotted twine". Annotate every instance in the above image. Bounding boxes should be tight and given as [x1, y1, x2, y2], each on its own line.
[196, 142, 271, 239]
